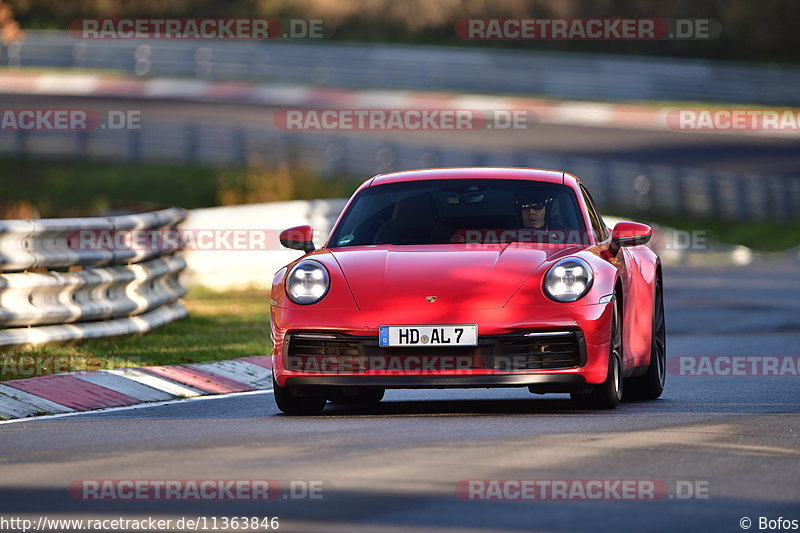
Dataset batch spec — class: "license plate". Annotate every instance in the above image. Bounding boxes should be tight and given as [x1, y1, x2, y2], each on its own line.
[379, 325, 478, 347]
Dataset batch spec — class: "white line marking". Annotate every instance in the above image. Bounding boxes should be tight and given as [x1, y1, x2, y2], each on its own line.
[76, 371, 174, 402]
[0, 394, 49, 419]
[105, 368, 203, 397]
[0, 389, 274, 425]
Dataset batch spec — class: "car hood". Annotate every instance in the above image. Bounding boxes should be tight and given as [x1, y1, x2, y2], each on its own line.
[328, 244, 584, 310]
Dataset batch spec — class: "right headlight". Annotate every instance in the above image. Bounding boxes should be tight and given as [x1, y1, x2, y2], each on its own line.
[543, 257, 593, 302]
[286, 260, 330, 305]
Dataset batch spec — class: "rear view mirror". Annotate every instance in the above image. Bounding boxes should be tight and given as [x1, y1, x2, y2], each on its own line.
[280, 225, 315, 253]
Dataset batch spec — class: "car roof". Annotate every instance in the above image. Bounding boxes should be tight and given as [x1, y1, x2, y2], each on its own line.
[367, 167, 577, 187]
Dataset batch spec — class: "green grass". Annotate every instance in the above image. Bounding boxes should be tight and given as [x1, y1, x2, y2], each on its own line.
[0, 157, 363, 218]
[0, 287, 271, 380]
[626, 214, 800, 252]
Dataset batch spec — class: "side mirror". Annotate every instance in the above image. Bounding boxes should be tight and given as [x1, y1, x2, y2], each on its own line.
[280, 225, 315, 253]
[610, 222, 652, 254]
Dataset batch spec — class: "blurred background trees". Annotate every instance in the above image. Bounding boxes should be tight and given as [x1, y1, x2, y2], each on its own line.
[6, 0, 799, 63]
[0, 0, 24, 44]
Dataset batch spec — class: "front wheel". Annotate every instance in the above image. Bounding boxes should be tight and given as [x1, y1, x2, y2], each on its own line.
[624, 275, 666, 400]
[571, 295, 623, 409]
[273, 377, 326, 415]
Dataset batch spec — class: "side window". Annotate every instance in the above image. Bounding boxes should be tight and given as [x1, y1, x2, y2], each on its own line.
[580, 185, 608, 242]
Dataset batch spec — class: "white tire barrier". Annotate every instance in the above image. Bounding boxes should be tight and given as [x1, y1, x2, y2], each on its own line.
[0, 302, 187, 348]
[0, 208, 188, 347]
[0, 208, 185, 271]
[0, 256, 185, 327]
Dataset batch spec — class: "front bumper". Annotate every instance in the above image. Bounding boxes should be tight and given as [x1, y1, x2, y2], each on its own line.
[271, 303, 613, 388]
[286, 373, 589, 393]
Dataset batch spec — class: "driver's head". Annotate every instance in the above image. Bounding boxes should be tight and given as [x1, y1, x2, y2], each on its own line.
[515, 191, 552, 229]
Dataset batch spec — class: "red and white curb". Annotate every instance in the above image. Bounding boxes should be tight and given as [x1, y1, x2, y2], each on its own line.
[1, 71, 797, 137]
[0, 355, 272, 420]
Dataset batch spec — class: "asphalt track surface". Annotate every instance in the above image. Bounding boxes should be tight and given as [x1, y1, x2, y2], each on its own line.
[3, 94, 800, 177]
[1, 262, 798, 533]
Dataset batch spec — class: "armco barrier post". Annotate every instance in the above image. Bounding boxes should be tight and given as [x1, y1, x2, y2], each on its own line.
[184, 123, 198, 163]
[13, 129, 26, 158]
[76, 129, 89, 159]
[735, 176, 749, 221]
[778, 177, 791, 220]
[673, 169, 687, 217]
[705, 173, 721, 219]
[231, 127, 247, 167]
[761, 177, 775, 221]
[126, 127, 141, 163]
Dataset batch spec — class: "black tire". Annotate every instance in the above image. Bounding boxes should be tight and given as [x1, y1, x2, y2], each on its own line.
[571, 295, 623, 409]
[273, 377, 326, 415]
[327, 388, 385, 405]
[624, 275, 666, 400]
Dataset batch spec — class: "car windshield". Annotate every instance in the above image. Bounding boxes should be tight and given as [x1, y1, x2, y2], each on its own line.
[328, 179, 588, 247]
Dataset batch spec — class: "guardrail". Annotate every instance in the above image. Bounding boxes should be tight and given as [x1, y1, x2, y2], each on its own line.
[1, 122, 798, 222]
[0, 207, 188, 347]
[4, 30, 800, 105]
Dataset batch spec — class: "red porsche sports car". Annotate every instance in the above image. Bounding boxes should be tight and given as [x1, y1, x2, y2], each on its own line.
[270, 167, 665, 414]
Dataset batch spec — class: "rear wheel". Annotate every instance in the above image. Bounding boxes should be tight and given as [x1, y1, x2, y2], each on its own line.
[624, 275, 666, 400]
[327, 388, 385, 405]
[273, 376, 326, 415]
[571, 295, 623, 409]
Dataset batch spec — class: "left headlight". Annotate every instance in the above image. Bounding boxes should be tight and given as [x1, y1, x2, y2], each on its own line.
[286, 260, 330, 305]
[543, 257, 593, 302]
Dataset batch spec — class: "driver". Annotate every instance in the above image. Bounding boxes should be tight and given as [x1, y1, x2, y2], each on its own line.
[515, 191, 553, 230]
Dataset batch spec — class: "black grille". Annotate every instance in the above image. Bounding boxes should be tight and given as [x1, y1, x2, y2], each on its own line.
[286, 331, 585, 372]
